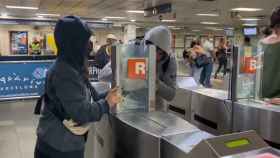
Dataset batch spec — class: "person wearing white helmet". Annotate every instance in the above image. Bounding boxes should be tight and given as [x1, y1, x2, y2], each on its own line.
[144, 25, 177, 111]
[95, 34, 118, 69]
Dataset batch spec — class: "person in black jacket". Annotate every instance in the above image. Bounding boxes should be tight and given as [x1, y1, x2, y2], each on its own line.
[34, 16, 121, 158]
[214, 38, 227, 79]
[95, 34, 118, 69]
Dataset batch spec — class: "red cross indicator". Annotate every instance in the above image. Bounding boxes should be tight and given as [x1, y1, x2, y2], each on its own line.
[127, 58, 146, 80]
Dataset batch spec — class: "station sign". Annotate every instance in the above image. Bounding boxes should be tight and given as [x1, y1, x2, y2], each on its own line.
[144, 3, 172, 17]
[127, 58, 146, 80]
[0, 60, 100, 100]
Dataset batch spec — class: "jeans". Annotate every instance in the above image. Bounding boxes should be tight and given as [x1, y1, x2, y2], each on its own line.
[34, 139, 84, 158]
[199, 63, 213, 87]
[215, 58, 227, 77]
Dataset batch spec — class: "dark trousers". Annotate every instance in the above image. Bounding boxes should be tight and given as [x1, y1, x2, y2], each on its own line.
[215, 59, 227, 77]
[34, 139, 84, 158]
[199, 63, 213, 87]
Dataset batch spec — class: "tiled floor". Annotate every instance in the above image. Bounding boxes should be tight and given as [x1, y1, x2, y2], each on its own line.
[0, 100, 38, 158]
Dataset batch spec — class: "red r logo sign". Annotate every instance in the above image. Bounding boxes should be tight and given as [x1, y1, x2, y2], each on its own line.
[127, 59, 146, 80]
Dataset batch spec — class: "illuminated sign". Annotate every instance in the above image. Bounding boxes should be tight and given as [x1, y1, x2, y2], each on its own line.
[225, 139, 250, 148]
[242, 57, 257, 73]
[127, 58, 146, 80]
[144, 3, 172, 17]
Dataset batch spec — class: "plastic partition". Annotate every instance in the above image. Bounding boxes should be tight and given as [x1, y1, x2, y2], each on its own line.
[234, 45, 260, 100]
[114, 44, 156, 113]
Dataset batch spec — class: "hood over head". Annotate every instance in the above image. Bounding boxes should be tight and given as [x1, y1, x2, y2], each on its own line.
[55, 16, 92, 72]
[144, 25, 172, 55]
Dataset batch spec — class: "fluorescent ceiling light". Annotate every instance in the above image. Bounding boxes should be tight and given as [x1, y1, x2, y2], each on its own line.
[1, 13, 8, 18]
[200, 21, 219, 25]
[205, 27, 224, 31]
[243, 23, 258, 26]
[130, 19, 136, 22]
[6, 5, 38, 10]
[240, 18, 261, 21]
[231, 8, 263, 12]
[168, 26, 176, 28]
[172, 27, 182, 30]
[225, 27, 234, 30]
[36, 13, 60, 17]
[196, 13, 219, 17]
[192, 29, 200, 32]
[37, 15, 44, 18]
[127, 10, 144, 14]
[161, 19, 176, 22]
[104, 16, 125, 19]
[102, 18, 108, 21]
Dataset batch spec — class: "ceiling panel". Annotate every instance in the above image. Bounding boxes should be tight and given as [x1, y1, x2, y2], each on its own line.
[0, 0, 278, 28]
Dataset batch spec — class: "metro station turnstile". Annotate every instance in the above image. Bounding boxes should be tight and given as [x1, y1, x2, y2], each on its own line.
[162, 130, 280, 158]
[85, 44, 280, 158]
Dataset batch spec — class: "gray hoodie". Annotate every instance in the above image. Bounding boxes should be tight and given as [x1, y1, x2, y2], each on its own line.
[144, 26, 177, 111]
[36, 16, 109, 152]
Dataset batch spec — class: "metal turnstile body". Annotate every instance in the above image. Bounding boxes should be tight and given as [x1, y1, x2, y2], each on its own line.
[162, 130, 280, 158]
[233, 100, 280, 145]
[112, 111, 199, 158]
[168, 77, 198, 121]
[190, 88, 232, 135]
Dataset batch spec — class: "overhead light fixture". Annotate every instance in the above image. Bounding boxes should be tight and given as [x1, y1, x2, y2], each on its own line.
[37, 15, 44, 18]
[130, 19, 136, 22]
[1, 13, 8, 18]
[127, 10, 145, 14]
[6, 5, 38, 10]
[192, 29, 200, 32]
[231, 8, 263, 12]
[225, 27, 234, 30]
[240, 18, 261, 21]
[196, 13, 219, 17]
[200, 21, 219, 25]
[36, 13, 60, 17]
[205, 27, 224, 31]
[243, 23, 258, 26]
[168, 26, 176, 28]
[161, 19, 176, 22]
[104, 16, 125, 19]
[102, 18, 108, 21]
[172, 27, 182, 30]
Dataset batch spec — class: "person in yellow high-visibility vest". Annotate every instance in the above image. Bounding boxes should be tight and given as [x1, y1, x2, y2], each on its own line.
[30, 37, 41, 55]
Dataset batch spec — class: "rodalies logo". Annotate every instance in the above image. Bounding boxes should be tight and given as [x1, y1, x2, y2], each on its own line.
[33, 68, 47, 80]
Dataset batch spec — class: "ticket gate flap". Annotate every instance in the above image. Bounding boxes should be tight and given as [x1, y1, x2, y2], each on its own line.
[188, 130, 268, 158]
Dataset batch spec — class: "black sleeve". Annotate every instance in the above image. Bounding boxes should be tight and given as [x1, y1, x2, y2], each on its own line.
[53, 69, 109, 124]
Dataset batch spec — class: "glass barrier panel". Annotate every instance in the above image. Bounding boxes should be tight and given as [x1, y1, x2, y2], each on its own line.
[114, 44, 156, 113]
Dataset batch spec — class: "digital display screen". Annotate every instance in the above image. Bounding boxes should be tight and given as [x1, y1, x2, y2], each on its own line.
[244, 27, 257, 36]
[225, 139, 250, 148]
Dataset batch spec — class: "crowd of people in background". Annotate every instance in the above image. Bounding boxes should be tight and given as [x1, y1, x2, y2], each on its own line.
[183, 36, 233, 88]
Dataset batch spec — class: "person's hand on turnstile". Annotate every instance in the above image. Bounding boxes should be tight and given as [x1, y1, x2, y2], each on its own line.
[266, 98, 280, 105]
[106, 87, 122, 108]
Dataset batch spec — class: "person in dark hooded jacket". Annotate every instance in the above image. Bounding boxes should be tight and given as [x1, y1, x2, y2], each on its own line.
[34, 16, 121, 158]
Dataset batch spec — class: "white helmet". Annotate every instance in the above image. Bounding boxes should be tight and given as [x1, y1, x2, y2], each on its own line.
[106, 34, 117, 40]
[144, 25, 172, 55]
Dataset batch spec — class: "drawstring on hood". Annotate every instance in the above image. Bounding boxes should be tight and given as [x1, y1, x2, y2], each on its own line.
[55, 16, 92, 73]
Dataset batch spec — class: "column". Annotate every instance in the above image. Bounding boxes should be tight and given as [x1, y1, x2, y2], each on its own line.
[123, 24, 136, 44]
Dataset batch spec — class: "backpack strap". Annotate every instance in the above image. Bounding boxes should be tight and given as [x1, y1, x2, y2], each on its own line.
[34, 94, 45, 115]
